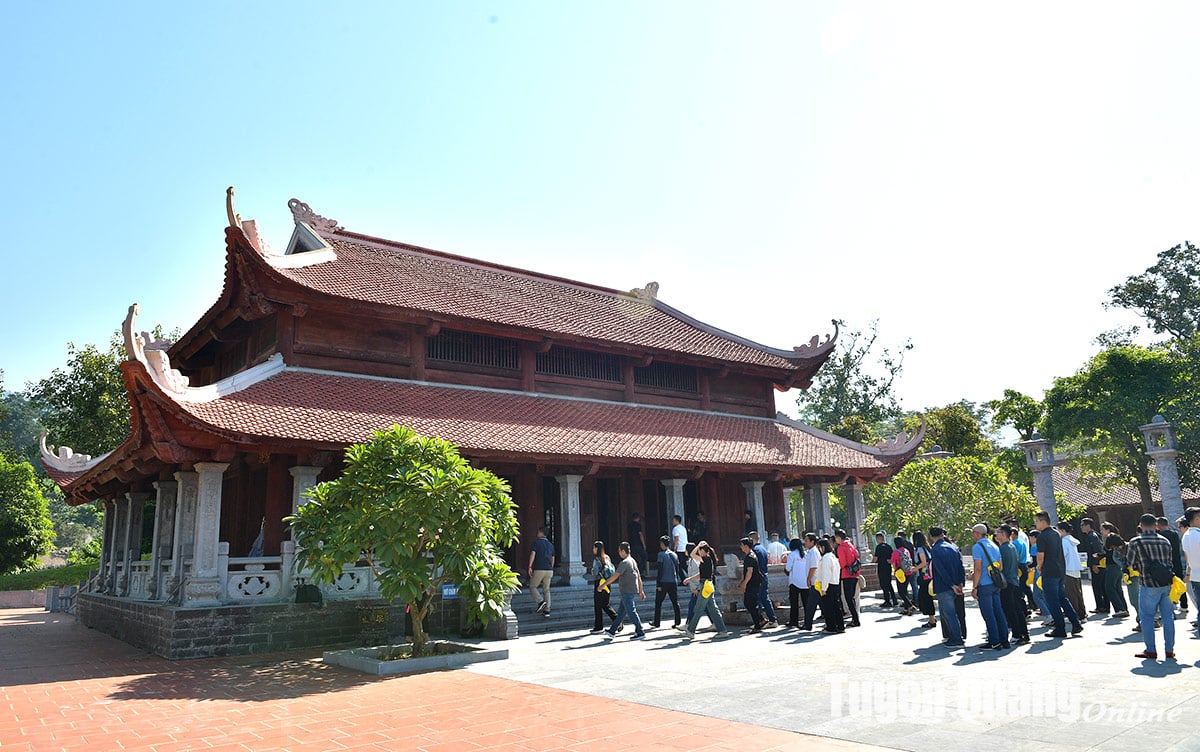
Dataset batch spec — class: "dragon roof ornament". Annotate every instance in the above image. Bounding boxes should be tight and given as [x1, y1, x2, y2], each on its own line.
[287, 198, 343, 233]
[123, 303, 190, 395]
[876, 414, 926, 455]
[793, 319, 839, 359]
[39, 431, 106, 473]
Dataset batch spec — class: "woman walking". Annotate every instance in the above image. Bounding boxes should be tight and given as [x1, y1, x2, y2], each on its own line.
[681, 541, 732, 640]
[589, 541, 618, 634]
[890, 536, 915, 614]
[1104, 534, 1130, 617]
[816, 538, 845, 633]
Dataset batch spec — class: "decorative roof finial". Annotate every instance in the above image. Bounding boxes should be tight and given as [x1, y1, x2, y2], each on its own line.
[39, 431, 98, 472]
[122, 303, 190, 394]
[793, 319, 839, 358]
[288, 198, 343, 233]
[630, 281, 659, 301]
[226, 186, 241, 229]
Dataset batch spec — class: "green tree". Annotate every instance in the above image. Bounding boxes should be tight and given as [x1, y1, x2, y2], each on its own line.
[26, 335, 129, 456]
[986, 389, 1045, 443]
[0, 455, 56, 575]
[796, 319, 912, 438]
[288, 425, 520, 656]
[863, 456, 1082, 548]
[1042, 345, 1186, 511]
[1107, 241, 1200, 340]
[905, 402, 992, 459]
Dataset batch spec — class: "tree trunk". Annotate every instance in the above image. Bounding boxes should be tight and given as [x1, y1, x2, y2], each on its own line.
[410, 594, 431, 657]
[1133, 459, 1155, 514]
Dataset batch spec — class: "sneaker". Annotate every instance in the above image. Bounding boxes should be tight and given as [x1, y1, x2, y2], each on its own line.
[1015, 637, 1031, 646]
[1071, 625, 1084, 635]
[1115, 611, 1130, 618]
[683, 631, 694, 641]
[536, 601, 547, 613]
[766, 620, 779, 628]
[943, 640, 964, 647]
[1046, 630, 1068, 638]
[588, 628, 603, 634]
[714, 631, 733, 638]
[543, 610, 551, 618]
[750, 624, 764, 633]
[630, 633, 646, 641]
[648, 622, 660, 629]
[602, 631, 615, 641]
[671, 623, 684, 631]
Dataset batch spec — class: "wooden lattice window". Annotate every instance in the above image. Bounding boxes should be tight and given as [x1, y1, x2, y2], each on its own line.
[427, 330, 519, 370]
[536, 346, 621, 382]
[634, 361, 698, 393]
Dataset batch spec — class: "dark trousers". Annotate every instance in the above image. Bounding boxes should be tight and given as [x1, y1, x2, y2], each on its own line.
[939, 592, 967, 640]
[803, 587, 820, 628]
[1091, 569, 1110, 612]
[788, 584, 803, 627]
[1017, 565, 1034, 612]
[1104, 566, 1128, 613]
[820, 587, 845, 632]
[877, 565, 896, 606]
[743, 587, 763, 627]
[1000, 585, 1029, 640]
[842, 578, 860, 625]
[653, 583, 680, 626]
[593, 588, 617, 630]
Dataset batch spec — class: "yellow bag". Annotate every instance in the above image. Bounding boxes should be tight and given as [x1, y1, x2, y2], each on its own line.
[1026, 568, 1035, 586]
[815, 581, 825, 596]
[1171, 576, 1187, 603]
[598, 578, 610, 593]
[1099, 558, 1107, 569]
[927, 581, 935, 596]
[895, 568, 906, 584]
[701, 579, 714, 599]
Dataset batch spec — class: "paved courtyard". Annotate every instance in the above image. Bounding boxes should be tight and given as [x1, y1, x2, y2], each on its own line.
[3, 592, 1200, 752]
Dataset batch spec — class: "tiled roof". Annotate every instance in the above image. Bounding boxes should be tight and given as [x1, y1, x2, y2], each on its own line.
[173, 368, 902, 475]
[270, 232, 818, 371]
[1053, 464, 1198, 508]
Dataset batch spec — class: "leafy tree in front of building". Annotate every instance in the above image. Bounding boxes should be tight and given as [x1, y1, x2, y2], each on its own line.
[289, 425, 520, 656]
[0, 454, 56, 575]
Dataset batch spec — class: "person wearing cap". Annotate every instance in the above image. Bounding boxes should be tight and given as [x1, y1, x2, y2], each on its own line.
[970, 523, 1009, 650]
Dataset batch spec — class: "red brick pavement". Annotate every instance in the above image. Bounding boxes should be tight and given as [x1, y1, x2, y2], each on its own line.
[0, 609, 886, 752]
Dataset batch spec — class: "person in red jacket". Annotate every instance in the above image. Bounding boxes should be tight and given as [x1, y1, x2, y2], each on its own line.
[835, 529, 862, 628]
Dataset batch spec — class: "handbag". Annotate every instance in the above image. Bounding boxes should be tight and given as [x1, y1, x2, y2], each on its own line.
[700, 579, 715, 598]
[980, 543, 1007, 590]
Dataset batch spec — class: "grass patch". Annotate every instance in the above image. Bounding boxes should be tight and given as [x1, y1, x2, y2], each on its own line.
[0, 562, 97, 591]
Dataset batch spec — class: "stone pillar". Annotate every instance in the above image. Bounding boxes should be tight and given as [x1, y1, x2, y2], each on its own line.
[554, 474, 587, 584]
[168, 471, 199, 599]
[147, 480, 178, 599]
[184, 462, 228, 606]
[1140, 416, 1184, 527]
[1021, 434, 1058, 525]
[742, 481, 766, 542]
[661, 479, 686, 528]
[99, 500, 116, 593]
[811, 483, 832, 535]
[845, 480, 867, 550]
[119, 492, 149, 597]
[801, 487, 815, 534]
[289, 466, 323, 524]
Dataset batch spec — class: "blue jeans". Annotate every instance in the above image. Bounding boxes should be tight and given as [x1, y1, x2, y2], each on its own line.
[1190, 582, 1200, 629]
[1031, 580, 1050, 615]
[1041, 575, 1081, 633]
[936, 589, 963, 644]
[685, 584, 728, 635]
[687, 590, 698, 622]
[758, 578, 777, 622]
[1138, 585, 1175, 654]
[977, 583, 1008, 646]
[608, 592, 645, 636]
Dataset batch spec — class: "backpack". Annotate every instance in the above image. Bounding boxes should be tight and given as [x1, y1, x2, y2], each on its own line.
[898, 547, 914, 573]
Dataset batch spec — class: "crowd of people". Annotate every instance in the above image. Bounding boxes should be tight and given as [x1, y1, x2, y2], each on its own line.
[540, 506, 1200, 662]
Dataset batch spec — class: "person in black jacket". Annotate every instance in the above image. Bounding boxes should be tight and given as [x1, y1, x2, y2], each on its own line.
[1080, 519, 1109, 615]
[1157, 517, 1187, 613]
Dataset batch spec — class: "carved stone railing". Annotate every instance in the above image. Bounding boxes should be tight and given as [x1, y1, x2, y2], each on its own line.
[128, 561, 153, 600]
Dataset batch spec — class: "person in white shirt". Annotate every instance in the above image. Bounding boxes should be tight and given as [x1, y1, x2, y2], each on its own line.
[815, 538, 844, 633]
[670, 515, 689, 582]
[1059, 522, 1088, 620]
[1181, 508, 1200, 632]
[766, 532, 788, 565]
[784, 538, 807, 628]
[801, 533, 822, 630]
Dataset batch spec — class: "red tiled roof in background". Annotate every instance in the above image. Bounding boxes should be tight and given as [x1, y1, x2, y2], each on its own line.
[174, 368, 903, 476]
[1053, 463, 1198, 508]
[270, 231, 822, 372]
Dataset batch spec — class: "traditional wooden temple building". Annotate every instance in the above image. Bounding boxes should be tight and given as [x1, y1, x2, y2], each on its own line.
[42, 194, 923, 657]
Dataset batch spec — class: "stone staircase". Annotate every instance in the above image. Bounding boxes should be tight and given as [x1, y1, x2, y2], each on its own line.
[512, 577, 664, 637]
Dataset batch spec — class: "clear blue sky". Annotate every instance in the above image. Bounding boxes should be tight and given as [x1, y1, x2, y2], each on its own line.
[3, 3, 1196, 428]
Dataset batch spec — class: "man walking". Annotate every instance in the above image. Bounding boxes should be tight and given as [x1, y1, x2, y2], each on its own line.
[748, 531, 779, 627]
[651, 535, 681, 629]
[739, 537, 766, 632]
[997, 525, 1030, 644]
[1059, 522, 1088, 620]
[671, 515, 689, 582]
[528, 526, 556, 617]
[1035, 512, 1084, 639]
[929, 526, 965, 647]
[1127, 514, 1177, 660]
[603, 542, 647, 641]
[874, 532, 897, 608]
[628, 513, 648, 577]
[801, 533, 822, 630]
[1157, 516, 1187, 614]
[1080, 519, 1109, 615]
